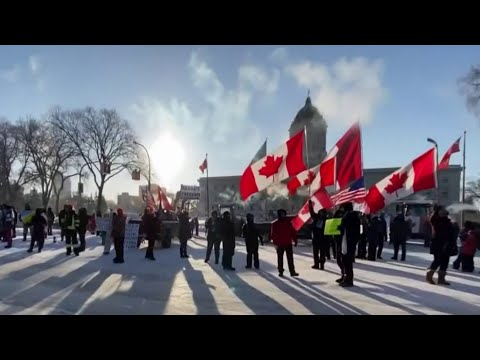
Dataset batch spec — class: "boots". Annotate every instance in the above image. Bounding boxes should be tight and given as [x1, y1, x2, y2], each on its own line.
[437, 271, 450, 285]
[426, 269, 436, 284]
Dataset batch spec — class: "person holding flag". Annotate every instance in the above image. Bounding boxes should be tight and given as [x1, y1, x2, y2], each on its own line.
[337, 202, 361, 287]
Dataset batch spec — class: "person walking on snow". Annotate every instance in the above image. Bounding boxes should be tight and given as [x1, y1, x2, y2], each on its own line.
[336, 202, 361, 287]
[63, 205, 80, 256]
[2, 204, 14, 249]
[308, 200, 328, 270]
[271, 209, 299, 278]
[47, 208, 55, 237]
[112, 209, 127, 264]
[426, 206, 457, 285]
[19, 204, 33, 242]
[178, 210, 191, 258]
[142, 207, 159, 261]
[28, 209, 48, 253]
[390, 213, 410, 261]
[205, 210, 221, 264]
[219, 211, 236, 271]
[242, 213, 263, 269]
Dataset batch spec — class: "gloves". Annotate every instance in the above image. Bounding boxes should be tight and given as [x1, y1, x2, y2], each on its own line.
[294, 240, 298, 247]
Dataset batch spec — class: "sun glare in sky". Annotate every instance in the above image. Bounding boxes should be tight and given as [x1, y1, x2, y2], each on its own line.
[150, 133, 185, 189]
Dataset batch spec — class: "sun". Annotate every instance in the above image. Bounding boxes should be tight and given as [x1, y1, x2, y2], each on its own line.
[150, 133, 185, 188]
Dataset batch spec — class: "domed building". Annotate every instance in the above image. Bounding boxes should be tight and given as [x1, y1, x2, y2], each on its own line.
[289, 95, 328, 168]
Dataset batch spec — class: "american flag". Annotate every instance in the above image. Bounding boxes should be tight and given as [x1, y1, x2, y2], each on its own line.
[141, 188, 157, 210]
[330, 176, 367, 206]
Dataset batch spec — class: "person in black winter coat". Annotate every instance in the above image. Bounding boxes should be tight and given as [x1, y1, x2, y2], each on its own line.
[242, 213, 263, 269]
[28, 209, 48, 253]
[58, 206, 67, 242]
[62, 206, 79, 256]
[205, 211, 221, 264]
[12, 207, 17, 239]
[178, 211, 191, 258]
[332, 208, 345, 274]
[77, 208, 89, 252]
[309, 200, 328, 270]
[366, 216, 382, 261]
[337, 202, 361, 287]
[47, 208, 55, 236]
[426, 207, 457, 285]
[356, 214, 368, 259]
[220, 211, 236, 271]
[390, 213, 410, 261]
[377, 214, 387, 259]
[1, 204, 14, 248]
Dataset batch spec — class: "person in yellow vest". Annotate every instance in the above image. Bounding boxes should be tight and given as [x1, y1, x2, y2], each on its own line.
[62, 205, 80, 256]
[19, 204, 33, 242]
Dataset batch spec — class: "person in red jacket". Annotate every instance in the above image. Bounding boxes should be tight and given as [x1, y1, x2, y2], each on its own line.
[270, 209, 299, 278]
[459, 229, 479, 272]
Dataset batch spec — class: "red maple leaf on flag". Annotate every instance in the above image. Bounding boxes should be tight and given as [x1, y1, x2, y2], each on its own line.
[258, 155, 283, 178]
[300, 204, 310, 215]
[385, 172, 408, 196]
[303, 170, 316, 186]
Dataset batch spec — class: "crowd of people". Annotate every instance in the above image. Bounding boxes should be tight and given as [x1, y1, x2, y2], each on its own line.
[1, 200, 480, 290]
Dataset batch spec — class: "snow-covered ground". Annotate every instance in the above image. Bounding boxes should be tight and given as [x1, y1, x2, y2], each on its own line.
[1, 230, 480, 315]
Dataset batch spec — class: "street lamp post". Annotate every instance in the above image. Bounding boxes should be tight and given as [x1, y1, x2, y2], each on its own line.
[427, 138, 439, 205]
[134, 141, 151, 192]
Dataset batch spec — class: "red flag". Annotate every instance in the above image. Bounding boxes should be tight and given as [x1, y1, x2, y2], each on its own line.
[240, 130, 306, 200]
[199, 157, 208, 174]
[291, 187, 333, 231]
[287, 122, 362, 196]
[144, 190, 156, 211]
[438, 137, 461, 170]
[157, 186, 173, 211]
[363, 147, 437, 214]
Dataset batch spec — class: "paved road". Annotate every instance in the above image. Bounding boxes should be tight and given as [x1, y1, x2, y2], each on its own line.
[1, 233, 480, 315]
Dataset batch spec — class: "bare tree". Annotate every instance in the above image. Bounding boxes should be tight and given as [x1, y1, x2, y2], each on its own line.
[466, 178, 480, 201]
[50, 107, 140, 213]
[0, 119, 35, 204]
[17, 118, 77, 209]
[459, 64, 480, 119]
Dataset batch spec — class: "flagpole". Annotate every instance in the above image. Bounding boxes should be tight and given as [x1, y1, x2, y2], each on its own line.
[461, 131, 467, 225]
[264, 138, 267, 220]
[304, 125, 311, 195]
[206, 153, 209, 218]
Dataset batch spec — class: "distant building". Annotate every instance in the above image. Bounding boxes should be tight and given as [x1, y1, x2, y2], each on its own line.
[117, 192, 143, 214]
[138, 184, 160, 197]
[197, 96, 462, 219]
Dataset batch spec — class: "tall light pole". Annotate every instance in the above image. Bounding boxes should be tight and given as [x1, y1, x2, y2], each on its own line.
[427, 138, 439, 205]
[134, 141, 151, 192]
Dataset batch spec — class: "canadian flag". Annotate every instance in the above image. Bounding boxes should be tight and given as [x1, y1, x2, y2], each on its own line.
[287, 122, 362, 196]
[240, 130, 306, 201]
[363, 147, 437, 214]
[287, 164, 320, 195]
[157, 186, 173, 211]
[291, 187, 333, 231]
[199, 157, 208, 174]
[438, 137, 461, 170]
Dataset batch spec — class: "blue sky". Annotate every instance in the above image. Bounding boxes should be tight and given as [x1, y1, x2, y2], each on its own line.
[1, 45, 479, 201]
